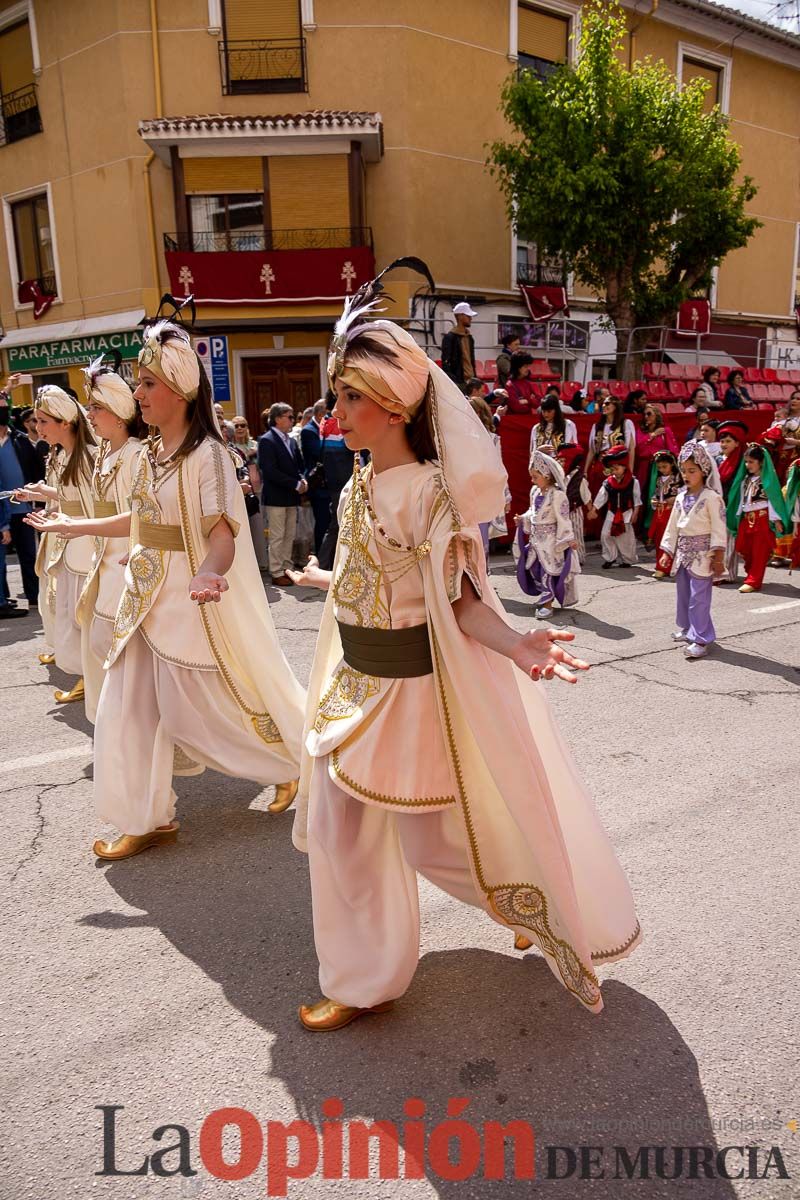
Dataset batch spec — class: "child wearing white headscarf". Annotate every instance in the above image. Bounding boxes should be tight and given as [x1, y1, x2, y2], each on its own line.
[516, 449, 580, 619]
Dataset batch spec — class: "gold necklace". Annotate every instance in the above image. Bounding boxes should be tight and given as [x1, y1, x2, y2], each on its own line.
[355, 464, 430, 556]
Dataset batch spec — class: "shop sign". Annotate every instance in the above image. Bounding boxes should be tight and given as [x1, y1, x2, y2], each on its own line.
[5, 329, 144, 371]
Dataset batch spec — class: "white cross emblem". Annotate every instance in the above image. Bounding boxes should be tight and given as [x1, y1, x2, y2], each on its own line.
[341, 260, 357, 293]
[260, 263, 275, 295]
[178, 265, 194, 297]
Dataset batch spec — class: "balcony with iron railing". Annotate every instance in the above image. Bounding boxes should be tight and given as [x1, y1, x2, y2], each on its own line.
[164, 227, 373, 254]
[517, 259, 568, 287]
[219, 37, 308, 95]
[0, 82, 42, 146]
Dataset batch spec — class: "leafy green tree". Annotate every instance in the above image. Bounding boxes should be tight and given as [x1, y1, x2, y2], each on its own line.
[488, 2, 760, 377]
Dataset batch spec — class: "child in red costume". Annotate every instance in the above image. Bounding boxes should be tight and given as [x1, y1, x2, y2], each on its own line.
[646, 451, 681, 579]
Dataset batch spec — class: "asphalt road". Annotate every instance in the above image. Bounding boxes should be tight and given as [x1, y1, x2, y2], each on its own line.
[3, 545, 799, 1200]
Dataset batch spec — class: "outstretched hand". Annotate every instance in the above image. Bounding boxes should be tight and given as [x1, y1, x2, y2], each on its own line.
[24, 511, 75, 537]
[287, 555, 331, 590]
[511, 628, 590, 684]
[189, 572, 229, 605]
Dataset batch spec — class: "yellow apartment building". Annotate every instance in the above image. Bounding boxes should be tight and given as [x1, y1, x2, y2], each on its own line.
[0, 0, 798, 423]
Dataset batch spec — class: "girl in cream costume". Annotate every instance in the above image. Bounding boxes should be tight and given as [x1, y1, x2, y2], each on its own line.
[19, 387, 97, 704]
[40, 314, 305, 859]
[29, 359, 142, 722]
[289, 261, 641, 1031]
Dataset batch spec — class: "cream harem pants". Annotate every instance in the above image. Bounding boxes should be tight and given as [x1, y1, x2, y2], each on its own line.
[308, 759, 485, 1009]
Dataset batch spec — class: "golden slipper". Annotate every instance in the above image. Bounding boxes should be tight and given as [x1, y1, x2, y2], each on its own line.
[299, 997, 394, 1032]
[268, 779, 298, 814]
[38, 652, 55, 665]
[54, 678, 84, 703]
[514, 933, 534, 952]
[93, 821, 179, 861]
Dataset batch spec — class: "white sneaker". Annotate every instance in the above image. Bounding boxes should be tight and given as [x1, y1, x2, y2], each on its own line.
[535, 606, 554, 620]
[671, 630, 689, 643]
[684, 642, 708, 659]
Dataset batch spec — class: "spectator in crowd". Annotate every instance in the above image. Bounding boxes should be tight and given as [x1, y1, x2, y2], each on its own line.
[685, 385, 707, 412]
[699, 418, 722, 460]
[694, 366, 723, 409]
[317, 389, 355, 570]
[18, 407, 48, 477]
[300, 398, 331, 556]
[634, 404, 679, 494]
[214, 402, 235, 440]
[293, 407, 314, 444]
[623, 388, 648, 416]
[258, 402, 307, 586]
[496, 333, 520, 387]
[504, 352, 537, 413]
[0, 383, 41, 613]
[770, 389, 800, 482]
[584, 394, 636, 488]
[530, 394, 578, 454]
[685, 405, 711, 442]
[464, 377, 486, 402]
[569, 389, 589, 412]
[232, 417, 258, 459]
[441, 302, 477, 387]
[724, 370, 754, 410]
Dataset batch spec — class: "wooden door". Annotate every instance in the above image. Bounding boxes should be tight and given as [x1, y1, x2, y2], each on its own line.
[243, 355, 321, 435]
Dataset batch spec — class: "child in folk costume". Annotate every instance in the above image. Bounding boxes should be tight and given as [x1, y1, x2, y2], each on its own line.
[469, 395, 511, 564]
[516, 450, 580, 619]
[726, 443, 789, 594]
[556, 442, 591, 564]
[715, 420, 748, 585]
[287, 260, 640, 1031]
[659, 441, 726, 660]
[588, 445, 641, 568]
[17, 387, 97, 703]
[37, 310, 305, 859]
[646, 451, 681, 579]
[783, 455, 800, 570]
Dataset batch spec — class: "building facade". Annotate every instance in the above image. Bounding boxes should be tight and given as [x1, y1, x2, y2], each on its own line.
[0, 0, 798, 418]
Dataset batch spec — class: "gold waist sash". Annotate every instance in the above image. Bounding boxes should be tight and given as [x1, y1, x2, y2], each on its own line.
[94, 500, 118, 517]
[337, 620, 433, 679]
[61, 500, 84, 517]
[137, 522, 185, 552]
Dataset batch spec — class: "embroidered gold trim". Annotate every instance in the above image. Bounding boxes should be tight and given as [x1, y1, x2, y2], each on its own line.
[331, 468, 389, 628]
[430, 631, 602, 1010]
[313, 663, 381, 733]
[177, 463, 283, 746]
[109, 453, 165, 659]
[140, 626, 218, 672]
[591, 921, 642, 963]
[332, 749, 456, 808]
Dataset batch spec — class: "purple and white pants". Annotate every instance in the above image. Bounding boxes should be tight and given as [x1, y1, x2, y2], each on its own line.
[675, 566, 716, 646]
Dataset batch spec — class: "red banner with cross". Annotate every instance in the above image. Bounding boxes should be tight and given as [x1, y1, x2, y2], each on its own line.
[165, 246, 376, 306]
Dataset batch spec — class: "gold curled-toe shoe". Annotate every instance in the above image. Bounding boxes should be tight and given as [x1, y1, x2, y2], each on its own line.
[299, 997, 394, 1032]
[38, 651, 56, 665]
[93, 822, 180, 861]
[514, 933, 534, 951]
[268, 779, 299, 814]
[54, 677, 84, 703]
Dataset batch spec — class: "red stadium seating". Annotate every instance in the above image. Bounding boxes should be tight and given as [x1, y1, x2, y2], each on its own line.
[647, 381, 669, 399]
[666, 402, 685, 413]
[751, 384, 769, 401]
[767, 384, 785, 402]
[668, 381, 689, 399]
[743, 368, 762, 383]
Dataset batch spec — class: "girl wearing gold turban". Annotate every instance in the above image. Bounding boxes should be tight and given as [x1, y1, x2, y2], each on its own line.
[288, 260, 641, 1030]
[18, 386, 97, 703]
[34, 316, 305, 860]
[75, 359, 142, 721]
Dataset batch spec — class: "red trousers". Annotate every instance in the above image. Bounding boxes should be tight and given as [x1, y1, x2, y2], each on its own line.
[648, 503, 674, 574]
[735, 509, 775, 589]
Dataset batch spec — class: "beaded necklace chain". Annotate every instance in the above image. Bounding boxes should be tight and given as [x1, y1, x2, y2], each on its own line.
[353, 463, 432, 579]
[92, 441, 126, 499]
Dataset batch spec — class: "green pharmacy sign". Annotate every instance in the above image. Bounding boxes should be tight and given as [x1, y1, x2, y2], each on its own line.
[6, 329, 144, 371]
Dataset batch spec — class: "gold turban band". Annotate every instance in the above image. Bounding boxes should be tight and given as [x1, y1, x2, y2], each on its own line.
[82, 361, 137, 422]
[137, 322, 200, 402]
[330, 321, 431, 424]
[35, 385, 86, 425]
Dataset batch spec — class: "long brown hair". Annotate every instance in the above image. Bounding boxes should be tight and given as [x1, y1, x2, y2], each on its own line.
[44, 400, 97, 488]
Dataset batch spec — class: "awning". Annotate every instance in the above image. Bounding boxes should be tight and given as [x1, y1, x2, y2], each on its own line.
[0, 309, 145, 348]
[665, 348, 742, 369]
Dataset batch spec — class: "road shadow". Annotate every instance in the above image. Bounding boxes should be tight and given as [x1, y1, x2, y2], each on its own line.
[0, 608, 43, 648]
[713, 644, 800, 686]
[501, 597, 634, 641]
[89, 793, 736, 1198]
[752, 580, 799, 599]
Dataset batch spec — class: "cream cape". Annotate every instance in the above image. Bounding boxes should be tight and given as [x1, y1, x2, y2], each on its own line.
[76, 439, 142, 722]
[294, 464, 641, 1014]
[35, 450, 96, 648]
[107, 437, 304, 771]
